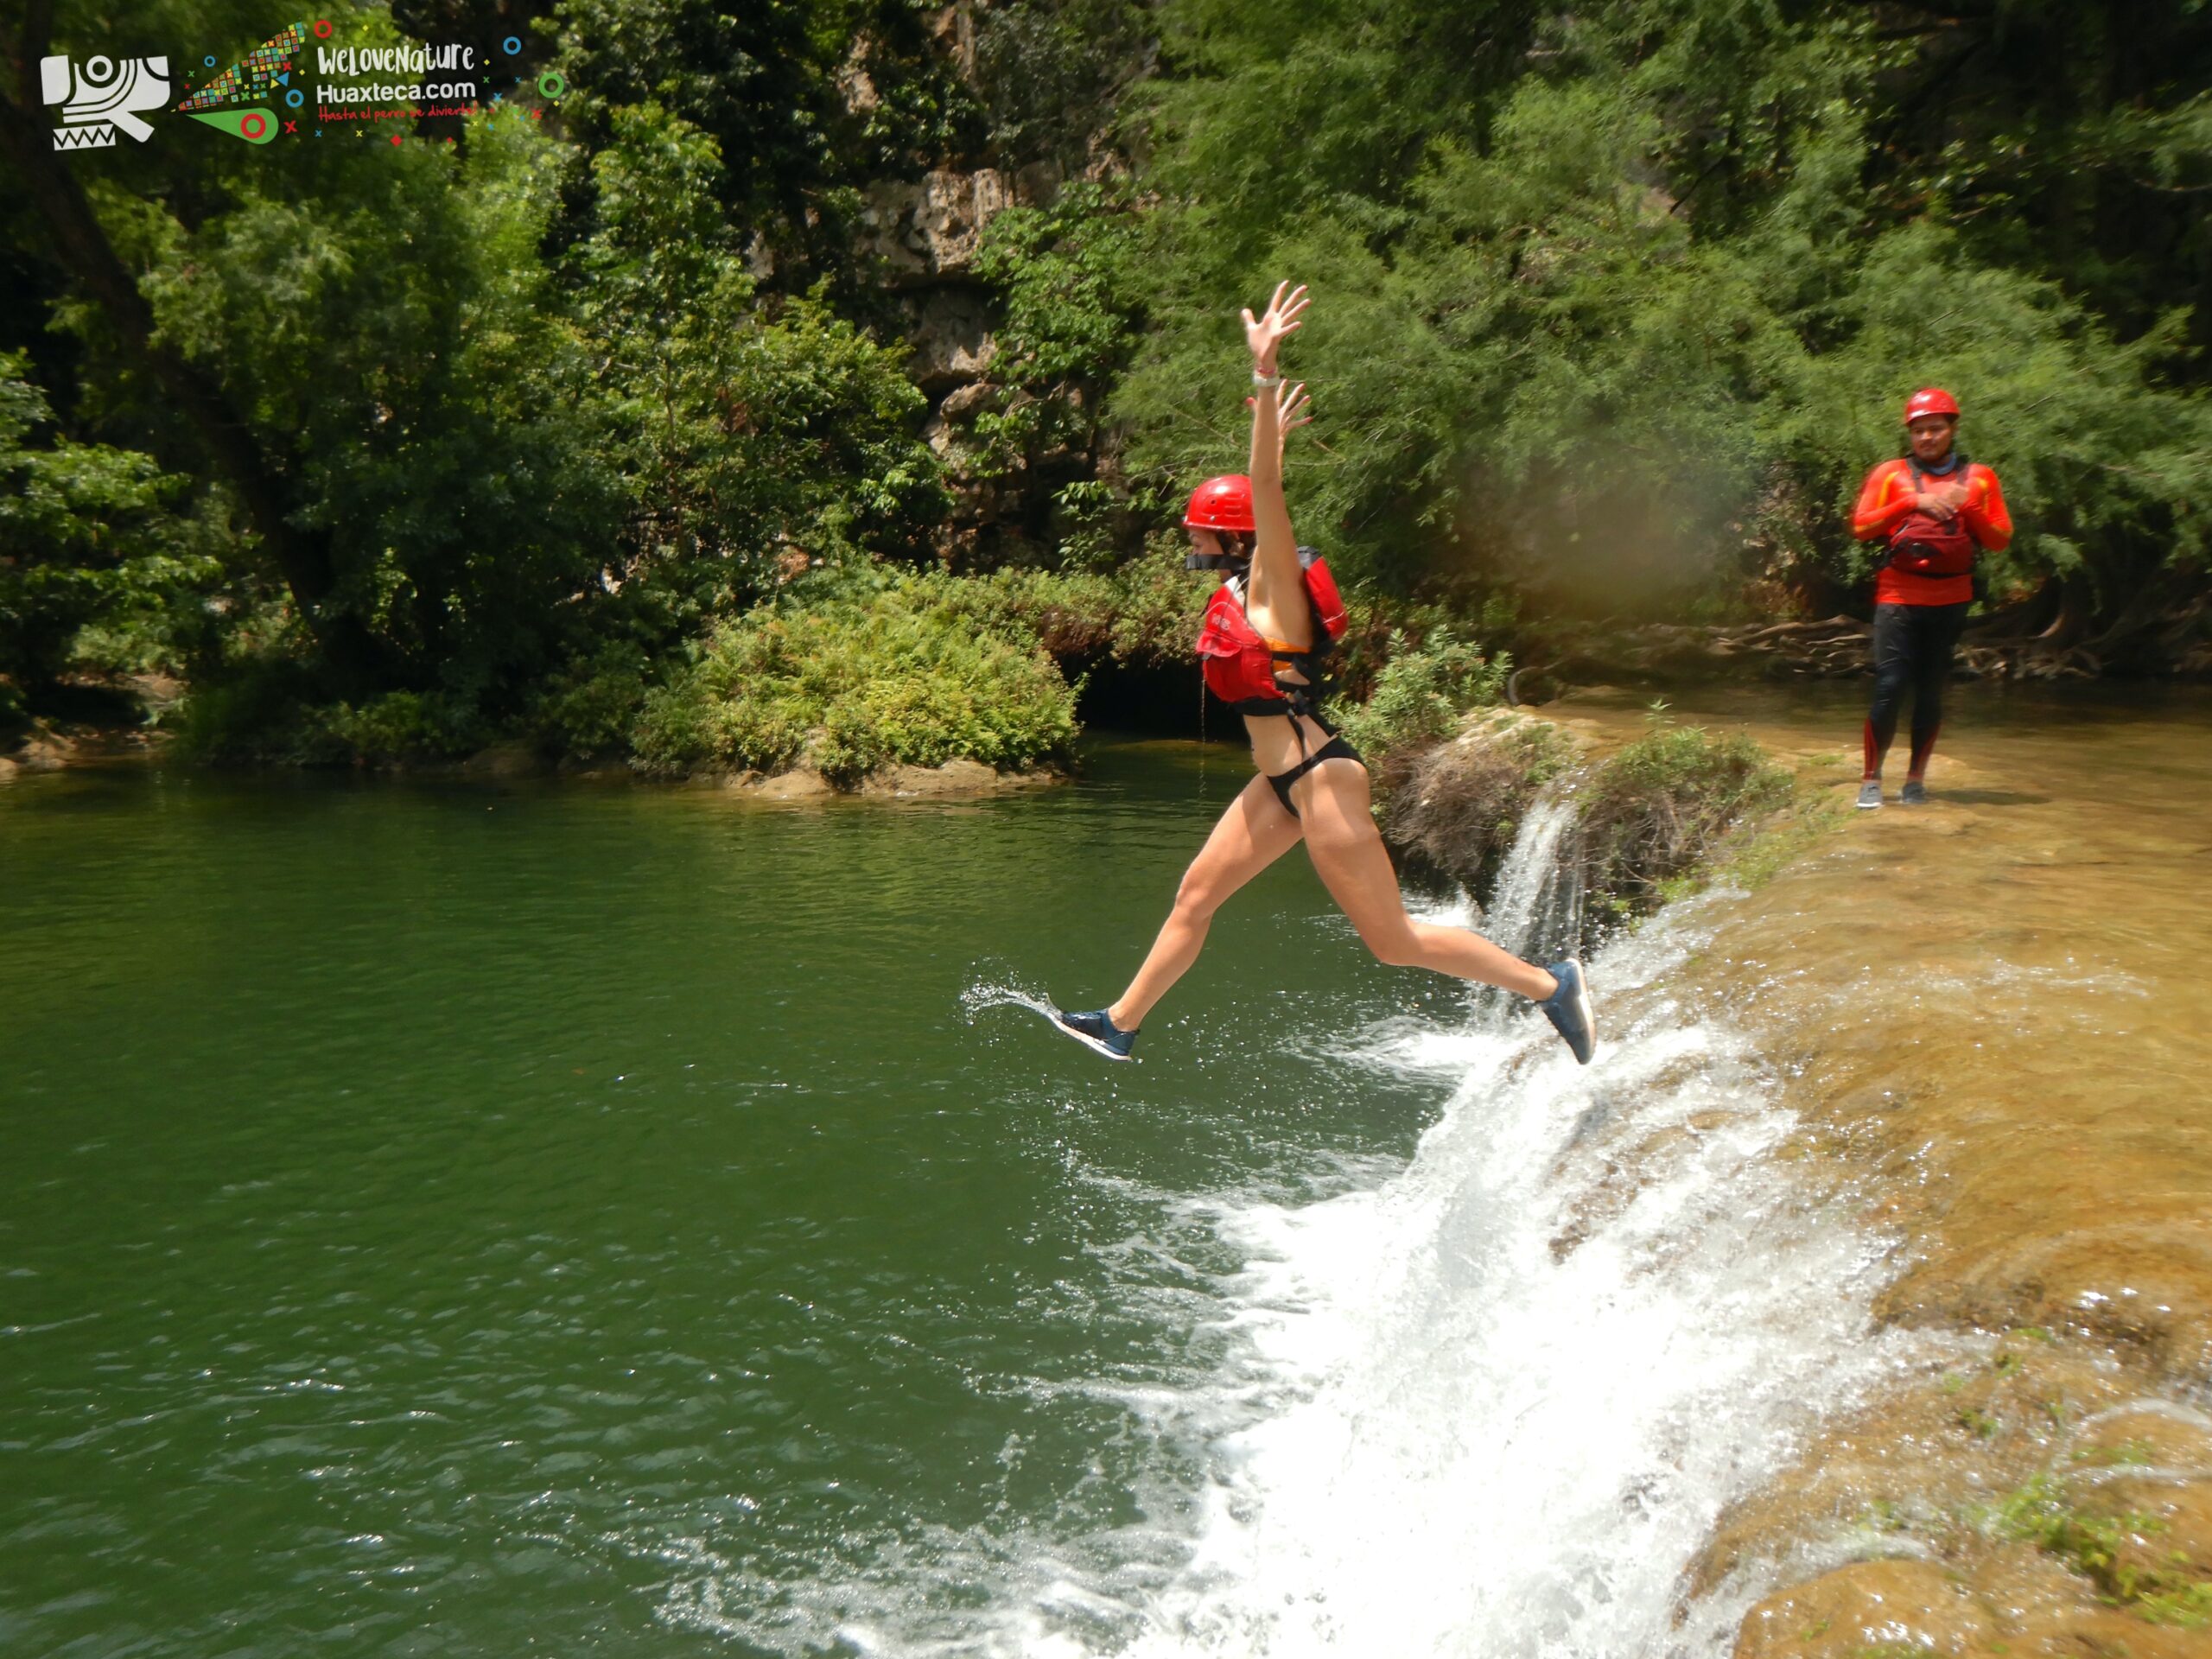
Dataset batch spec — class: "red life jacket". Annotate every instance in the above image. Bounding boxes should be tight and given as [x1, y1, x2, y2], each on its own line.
[1195, 549, 1349, 714]
[1887, 454, 1980, 579]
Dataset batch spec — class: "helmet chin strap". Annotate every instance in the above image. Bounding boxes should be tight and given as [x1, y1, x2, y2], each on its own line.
[1184, 549, 1253, 574]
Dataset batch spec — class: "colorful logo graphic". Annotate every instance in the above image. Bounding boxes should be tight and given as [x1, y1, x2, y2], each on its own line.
[40, 52, 172, 149]
[176, 22, 303, 143]
[46, 16, 570, 157]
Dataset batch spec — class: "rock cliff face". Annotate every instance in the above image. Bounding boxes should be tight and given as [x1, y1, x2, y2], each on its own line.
[831, 0, 1117, 569]
[851, 160, 1067, 565]
[856, 166, 1033, 290]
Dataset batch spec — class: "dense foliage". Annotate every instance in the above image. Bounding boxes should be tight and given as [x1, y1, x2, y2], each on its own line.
[3, 0, 2209, 770]
[0, 352, 222, 718]
[1111, 0, 2212, 643]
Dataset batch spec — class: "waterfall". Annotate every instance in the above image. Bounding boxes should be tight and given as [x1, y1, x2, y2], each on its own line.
[1470, 787, 1585, 1023]
[1077, 806, 1904, 1659]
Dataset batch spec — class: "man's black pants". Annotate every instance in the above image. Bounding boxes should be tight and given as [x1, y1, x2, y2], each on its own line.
[1865, 601, 1971, 779]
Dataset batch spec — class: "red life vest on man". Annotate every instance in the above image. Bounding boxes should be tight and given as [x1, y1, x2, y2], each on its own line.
[1885, 452, 1980, 578]
[1195, 548, 1349, 715]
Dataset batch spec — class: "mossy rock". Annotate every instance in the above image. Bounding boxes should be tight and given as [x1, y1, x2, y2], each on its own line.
[1733, 1558, 1993, 1658]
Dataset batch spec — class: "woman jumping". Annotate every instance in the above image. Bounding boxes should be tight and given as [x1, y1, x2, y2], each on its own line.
[1054, 282, 1595, 1065]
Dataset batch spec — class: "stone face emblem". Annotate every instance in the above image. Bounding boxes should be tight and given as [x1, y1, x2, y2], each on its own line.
[41, 52, 171, 149]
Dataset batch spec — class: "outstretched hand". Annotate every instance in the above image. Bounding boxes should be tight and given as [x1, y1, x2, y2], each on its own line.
[1243, 281, 1309, 373]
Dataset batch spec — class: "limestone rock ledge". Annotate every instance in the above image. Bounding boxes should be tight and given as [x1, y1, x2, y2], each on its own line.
[1714, 1382, 2212, 1659]
[1735, 1560, 1995, 1658]
[719, 758, 1065, 800]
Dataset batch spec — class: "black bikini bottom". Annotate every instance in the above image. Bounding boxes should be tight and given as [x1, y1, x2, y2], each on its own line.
[1267, 734, 1364, 818]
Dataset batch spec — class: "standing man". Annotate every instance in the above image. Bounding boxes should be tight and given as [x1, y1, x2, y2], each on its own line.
[1848, 387, 2013, 807]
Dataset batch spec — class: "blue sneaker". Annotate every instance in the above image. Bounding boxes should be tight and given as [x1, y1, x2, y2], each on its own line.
[1538, 960, 1596, 1065]
[1056, 1007, 1139, 1062]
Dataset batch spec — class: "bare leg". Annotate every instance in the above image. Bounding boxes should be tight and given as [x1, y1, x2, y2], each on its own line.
[1109, 772, 1306, 1029]
[1294, 759, 1558, 1001]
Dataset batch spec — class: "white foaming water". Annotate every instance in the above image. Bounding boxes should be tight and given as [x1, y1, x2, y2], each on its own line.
[1057, 788, 1905, 1657]
[1087, 897, 1908, 1659]
[1478, 787, 1582, 963]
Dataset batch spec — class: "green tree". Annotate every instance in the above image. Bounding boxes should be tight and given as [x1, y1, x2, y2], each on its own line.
[543, 0, 986, 293]
[135, 73, 624, 716]
[0, 352, 221, 716]
[563, 100, 946, 626]
[1102, 0, 2212, 658]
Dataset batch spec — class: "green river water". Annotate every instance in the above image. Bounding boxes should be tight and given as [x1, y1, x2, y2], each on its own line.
[1, 743, 1454, 1657]
[7, 692, 2209, 1659]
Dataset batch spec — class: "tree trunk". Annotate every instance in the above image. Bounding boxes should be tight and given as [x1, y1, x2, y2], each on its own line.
[1961, 576, 2062, 645]
[2031, 575, 2095, 653]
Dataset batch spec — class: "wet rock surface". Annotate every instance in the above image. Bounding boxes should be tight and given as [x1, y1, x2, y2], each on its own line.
[1564, 685, 2212, 1655]
[1734, 1559, 1995, 1657]
[715, 758, 1063, 799]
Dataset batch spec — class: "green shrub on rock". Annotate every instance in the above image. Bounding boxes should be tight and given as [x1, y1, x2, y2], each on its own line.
[1579, 722, 1796, 918]
[633, 580, 1079, 785]
[1328, 623, 1510, 760]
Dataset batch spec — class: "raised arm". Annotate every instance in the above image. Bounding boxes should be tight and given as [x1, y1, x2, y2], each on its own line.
[1243, 282, 1308, 620]
[1249, 378, 1312, 459]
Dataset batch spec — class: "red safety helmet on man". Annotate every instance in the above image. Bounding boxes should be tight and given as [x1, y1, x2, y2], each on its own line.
[1184, 474, 1256, 534]
[1902, 387, 1961, 425]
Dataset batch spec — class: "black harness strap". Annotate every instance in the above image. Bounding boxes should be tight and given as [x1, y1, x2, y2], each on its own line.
[1215, 554, 1346, 806]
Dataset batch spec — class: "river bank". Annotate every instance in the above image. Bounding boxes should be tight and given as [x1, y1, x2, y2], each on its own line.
[1554, 683, 2212, 1653]
[0, 710, 1066, 799]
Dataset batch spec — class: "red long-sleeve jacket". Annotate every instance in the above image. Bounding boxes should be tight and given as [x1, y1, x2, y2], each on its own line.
[1851, 456, 2013, 607]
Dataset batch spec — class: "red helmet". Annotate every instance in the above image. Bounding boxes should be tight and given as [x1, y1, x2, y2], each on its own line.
[1183, 474, 1255, 533]
[1903, 387, 1961, 425]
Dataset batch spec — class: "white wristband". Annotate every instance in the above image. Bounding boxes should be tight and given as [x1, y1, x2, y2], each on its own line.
[1252, 368, 1281, 388]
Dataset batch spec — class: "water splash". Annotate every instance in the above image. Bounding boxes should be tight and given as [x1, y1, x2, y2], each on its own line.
[961, 977, 1062, 1026]
[1098, 899, 1905, 1659]
[1479, 786, 1583, 965]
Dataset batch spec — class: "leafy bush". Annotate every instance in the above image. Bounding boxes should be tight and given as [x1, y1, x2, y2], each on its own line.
[304, 692, 487, 766]
[526, 642, 653, 760]
[1578, 721, 1796, 920]
[632, 579, 1079, 784]
[922, 542, 1211, 664]
[0, 351, 223, 696]
[172, 665, 486, 767]
[1327, 623, 1510, 760]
